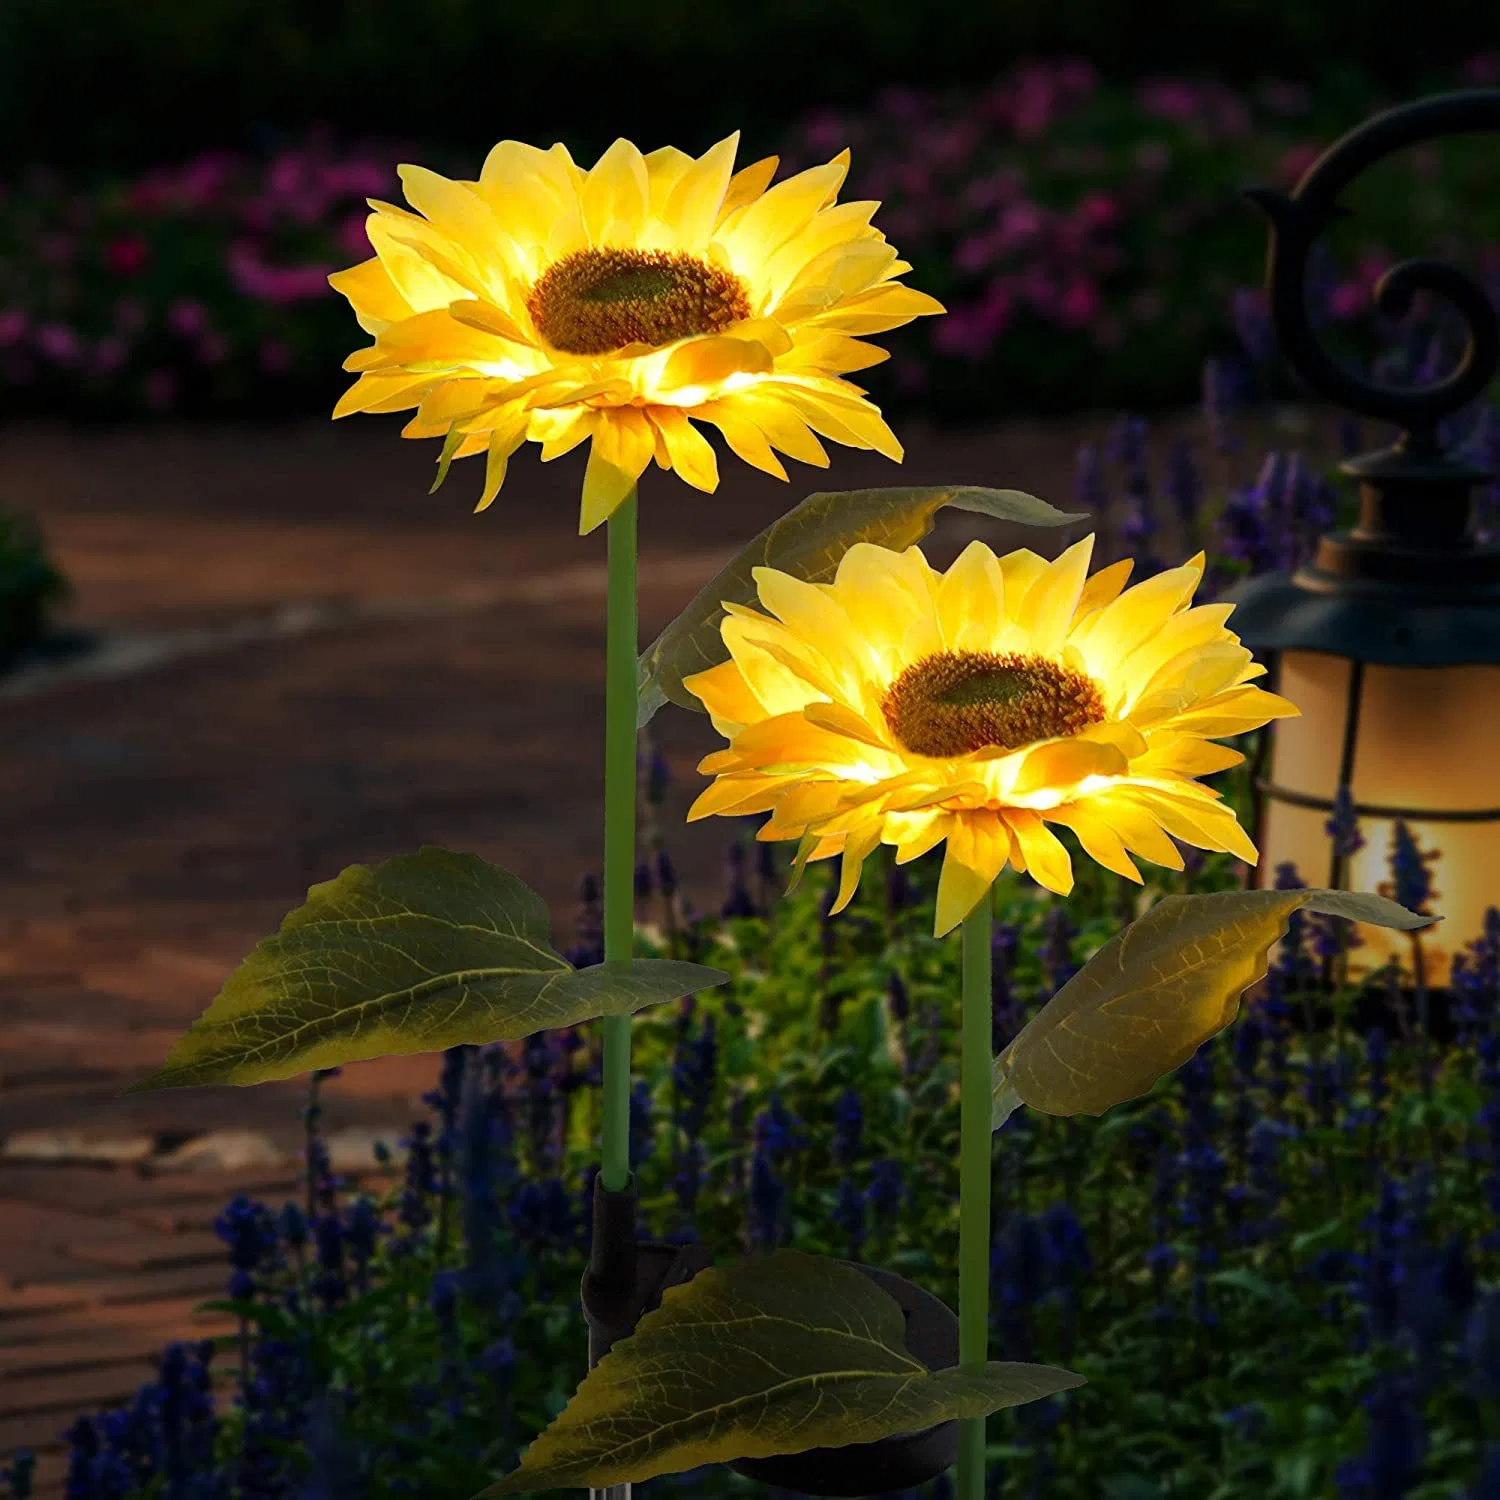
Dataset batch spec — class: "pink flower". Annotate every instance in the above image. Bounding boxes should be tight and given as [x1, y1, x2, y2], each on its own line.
[268, 154, 307, 199]
[0, 309, 28, 347]
[106, 235, 150, 277]
[1274, 142, 1323, 186]
[167, 299, 208, 338]
[1074, 191, 1120, 232]
[1329, 281, 1367, 320]
[336, 212, 373, 261]
[35, 324, 82, 364]
[803, 112, 849, 156]
[896, 161, 933, 199]
[1056, 279, 1101, 328]
[1139, 79, 1201, 122]
[319, 162, 391, 199]
[228, 242, 332, 304]
[998, 201, 1045, 249]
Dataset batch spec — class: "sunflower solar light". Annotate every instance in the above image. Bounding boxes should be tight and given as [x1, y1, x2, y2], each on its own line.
[127, 133, 1434, 1500]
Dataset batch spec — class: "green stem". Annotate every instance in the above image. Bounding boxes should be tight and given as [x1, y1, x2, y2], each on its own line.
[601, 489, 639, 1193]
[956, 882, 994, 1500]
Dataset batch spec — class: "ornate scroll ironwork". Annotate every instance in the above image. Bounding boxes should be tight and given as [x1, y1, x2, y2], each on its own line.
[1243, 88, 1500, 457]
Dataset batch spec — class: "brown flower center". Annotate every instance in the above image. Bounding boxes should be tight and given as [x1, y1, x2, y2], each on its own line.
[881, 650, 1106, 759]
[526, 247, 752, 356]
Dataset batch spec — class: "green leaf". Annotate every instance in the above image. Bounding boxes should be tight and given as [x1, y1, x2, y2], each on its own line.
[123, 847, 727, 1092]
[1207, 1267, 1301, 1312]
[991, 888, 1436, 1129]
[477, 1249, 1083, 1494]
[636, 485, 1085, 727]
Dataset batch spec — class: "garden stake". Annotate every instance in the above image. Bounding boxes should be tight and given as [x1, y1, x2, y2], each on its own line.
[957, 882, 995, 1500]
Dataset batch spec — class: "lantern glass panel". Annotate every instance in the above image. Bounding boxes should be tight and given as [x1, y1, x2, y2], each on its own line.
[1262, 651, 1500, 980]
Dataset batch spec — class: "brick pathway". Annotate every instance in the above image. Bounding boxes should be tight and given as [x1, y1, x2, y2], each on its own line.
[0, 402, 1351, 1493]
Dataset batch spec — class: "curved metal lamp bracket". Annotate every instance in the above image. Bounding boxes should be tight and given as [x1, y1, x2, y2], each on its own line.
[1244, 88, 1500, 455]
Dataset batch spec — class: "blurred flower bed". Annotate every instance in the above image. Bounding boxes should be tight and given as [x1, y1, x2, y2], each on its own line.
[2, 54, 1498, 425]
[6, 402, 1500, 1500]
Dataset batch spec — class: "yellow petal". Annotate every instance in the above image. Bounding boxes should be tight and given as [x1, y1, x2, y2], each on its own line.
[646, 407, 719, 492]
[996, 548, 1049, 619]
[1016, 533, 1096, 658]
[1130, 786, 1259, 865]
[807, 282, 947, 334]
[1130, 736, 1245, 780]
[718, 159, 851, 272]
[661, 335, 774, 391]
[830, 819, 886, 915]
[718, 155, 780, 220]
[580, 409, 653, 534]
[774, 330, 891, 377]
[764, 779, 854, 833]
[1009, 734, 1129, 797]
[934, 813, 1006, 938]
[686, 773, 784, 822]
[889, 807, 951, 864]
[935, 539, 1005, 652]
[721, 391, 830, 468]
[663, 133, 740, 251]
[1075, 557, 1205, 678]
[681, 657, 763, 724]
[1002, 809, 1075, 895]
[1071, 556, 1134, 622]
[770, 380, 903, 461]
[801, 700, 893, 753]
[692, 399, 789, 481]
[736, 631, 850, 707]
[642, 145, 696, 211]
[331, 371, 436, 419]
[328, 255, 412, 331]
[447, 297, 536, 347]
[475, 403, 533, 512]
[1086, 791, 1186, 870]
[1045, 804, 1143, 883]
[581, 138, 649, 247]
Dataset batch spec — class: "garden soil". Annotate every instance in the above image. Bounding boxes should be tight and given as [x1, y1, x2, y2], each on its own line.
[0, 401, 1357, 1492]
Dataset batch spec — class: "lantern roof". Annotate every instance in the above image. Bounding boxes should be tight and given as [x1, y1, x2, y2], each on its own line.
[1220, 564, 1500, 666]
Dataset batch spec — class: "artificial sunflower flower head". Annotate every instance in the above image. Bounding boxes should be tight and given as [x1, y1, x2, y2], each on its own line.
[683, 535, 1300, 939]
[329, 134, 944, 535]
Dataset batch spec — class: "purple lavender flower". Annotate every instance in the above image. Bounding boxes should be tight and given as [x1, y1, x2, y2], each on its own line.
[1230, 287, 1276, 367]
[1201, 355, 1243, 456]
[832, 1087, 864, 1169]
[1165, 437, 1202, 529]
[1073, 442, 1107, 515]
[1384, 820, 1438, 916]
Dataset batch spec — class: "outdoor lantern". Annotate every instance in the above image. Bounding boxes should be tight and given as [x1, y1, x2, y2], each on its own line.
[1221, 87, 1500, 984]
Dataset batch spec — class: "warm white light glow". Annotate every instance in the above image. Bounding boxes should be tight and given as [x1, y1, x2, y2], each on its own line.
[1261, 651, 1500, 981]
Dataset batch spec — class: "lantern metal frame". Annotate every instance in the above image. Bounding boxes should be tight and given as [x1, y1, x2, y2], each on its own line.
[1219, 89, 1500, 900]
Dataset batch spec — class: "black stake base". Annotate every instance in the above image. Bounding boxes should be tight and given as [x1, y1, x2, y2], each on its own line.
[578, 1172, 714, 1369]
[579, 1176, 961, 1497]
[727, 1261, 961, 1497]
